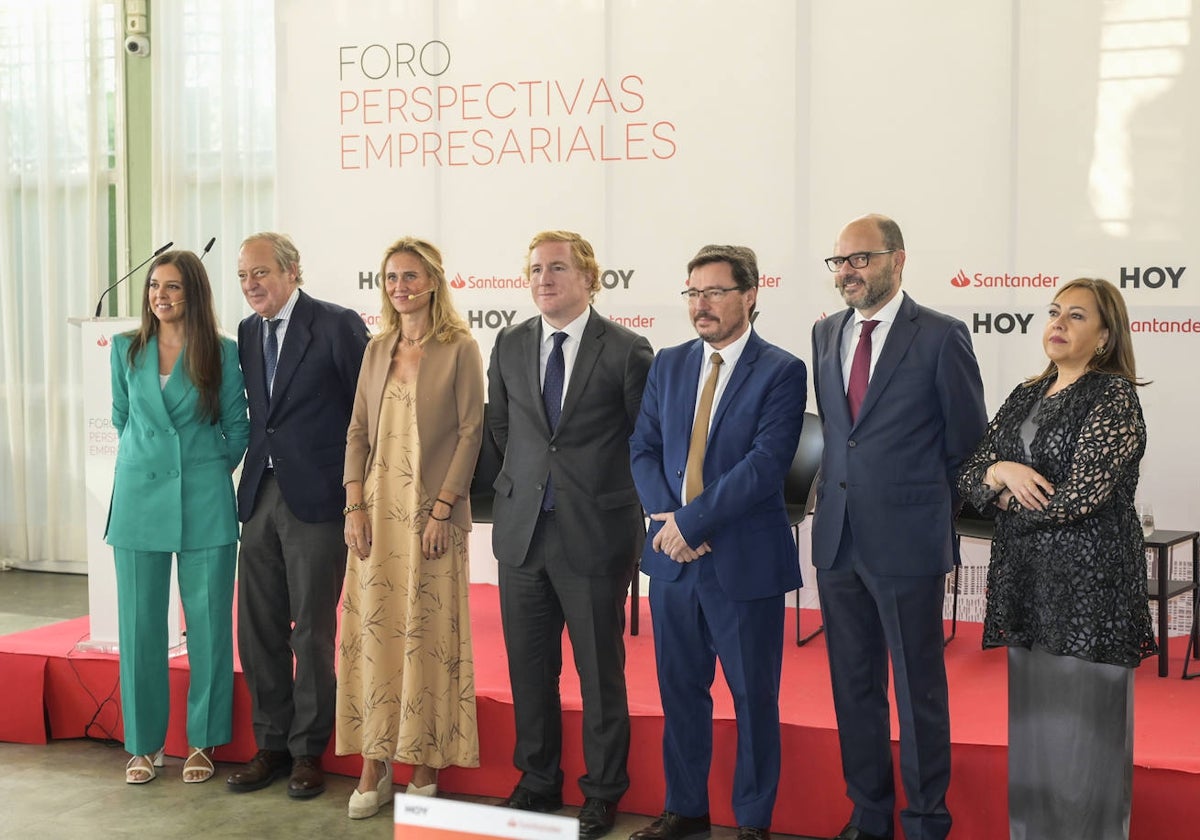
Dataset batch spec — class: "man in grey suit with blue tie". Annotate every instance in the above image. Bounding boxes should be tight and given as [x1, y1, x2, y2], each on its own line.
[488, 230, 653, 840]
[811, 215, 987, 840]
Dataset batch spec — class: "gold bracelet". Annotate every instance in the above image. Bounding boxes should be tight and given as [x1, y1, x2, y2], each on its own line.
[342, 502, 367, 515]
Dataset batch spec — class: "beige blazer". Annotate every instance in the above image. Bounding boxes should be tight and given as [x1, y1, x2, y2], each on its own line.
[344, 330, 485, 531]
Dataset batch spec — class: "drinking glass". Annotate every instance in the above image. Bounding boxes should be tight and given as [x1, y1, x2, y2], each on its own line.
[1138, 504, 1155, 539]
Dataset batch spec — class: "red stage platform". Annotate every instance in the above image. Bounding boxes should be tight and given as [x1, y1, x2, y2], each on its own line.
[2, 584, 1199, 838]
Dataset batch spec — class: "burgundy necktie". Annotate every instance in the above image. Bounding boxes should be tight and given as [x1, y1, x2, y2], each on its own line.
[846, 320, 878, 423]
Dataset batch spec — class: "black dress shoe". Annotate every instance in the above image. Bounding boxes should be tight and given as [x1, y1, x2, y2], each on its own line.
[737, 829, 770, 840]
[832, 825, 889, 840]
[499, 784, 563, 812]
[578, 797, 619, 840]
[287, 755, 326, 799]
[226, 749, 291, 792]
[628, 811, 712, 840]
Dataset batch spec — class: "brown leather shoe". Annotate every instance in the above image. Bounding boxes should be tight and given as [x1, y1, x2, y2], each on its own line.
[225, 749, 291, 793]
[629, 811, 711, 840]
[287, 755, 326, 799]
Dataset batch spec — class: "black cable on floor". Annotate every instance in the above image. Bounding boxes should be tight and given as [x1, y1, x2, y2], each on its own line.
[65, 631, 122, 747]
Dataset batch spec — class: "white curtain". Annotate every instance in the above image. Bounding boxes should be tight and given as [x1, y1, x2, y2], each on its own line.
[152, 0, 276, 333]
[0, 1, 120, 571]
[0, 0, 277, 571]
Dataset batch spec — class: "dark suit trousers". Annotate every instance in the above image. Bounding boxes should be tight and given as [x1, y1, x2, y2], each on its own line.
[237, 475, 347, 757]
[817, 518, 952, 840]
[649, 558, 785, 829]
[498, 511, 632, 802]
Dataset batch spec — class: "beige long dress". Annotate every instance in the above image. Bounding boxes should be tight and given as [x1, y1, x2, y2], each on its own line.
[336, 379, 479, 768]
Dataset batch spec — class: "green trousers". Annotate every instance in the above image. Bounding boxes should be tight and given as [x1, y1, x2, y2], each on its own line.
[113, 544, 236, 756]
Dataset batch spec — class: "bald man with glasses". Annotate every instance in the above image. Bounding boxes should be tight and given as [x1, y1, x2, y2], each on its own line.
[811, 214, 986, 840]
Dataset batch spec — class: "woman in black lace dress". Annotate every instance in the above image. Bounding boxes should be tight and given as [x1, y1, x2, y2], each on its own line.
[957, 277, 1154, 840]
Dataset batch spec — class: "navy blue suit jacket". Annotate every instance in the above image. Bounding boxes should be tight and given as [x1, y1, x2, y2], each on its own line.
[237, 289, 369, 524]
[630, 329, 807, 601]
[810, 293, 987, 575]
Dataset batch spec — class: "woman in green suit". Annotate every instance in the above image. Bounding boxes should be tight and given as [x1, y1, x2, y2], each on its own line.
[106, 250, 249, 784]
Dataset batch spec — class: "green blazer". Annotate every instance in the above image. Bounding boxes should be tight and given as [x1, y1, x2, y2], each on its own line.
[105, 332, 249, 552]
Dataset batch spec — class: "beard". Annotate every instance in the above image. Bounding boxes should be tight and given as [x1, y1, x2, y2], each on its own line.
[838, 265, 896, 313]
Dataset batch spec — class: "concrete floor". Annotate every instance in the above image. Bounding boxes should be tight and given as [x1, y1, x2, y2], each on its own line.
[0, 568, 823, 839]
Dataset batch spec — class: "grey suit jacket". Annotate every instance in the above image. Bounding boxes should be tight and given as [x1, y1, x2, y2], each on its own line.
[487, 307, 653, 576]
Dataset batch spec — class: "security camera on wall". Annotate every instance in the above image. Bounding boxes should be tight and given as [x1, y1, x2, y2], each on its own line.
[124, 35, 150, 57]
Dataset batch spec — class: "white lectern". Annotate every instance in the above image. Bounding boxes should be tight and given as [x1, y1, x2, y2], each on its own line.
[69, 317, 183, 654]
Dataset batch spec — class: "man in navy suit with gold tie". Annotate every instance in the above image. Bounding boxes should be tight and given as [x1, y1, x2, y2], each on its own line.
[630, 244, 807, 840]
[811, 215, 986, 840]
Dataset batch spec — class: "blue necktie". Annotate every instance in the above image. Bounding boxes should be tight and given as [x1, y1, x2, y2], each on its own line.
[541, 331, 567, 510]
[264, 318, 281, 398]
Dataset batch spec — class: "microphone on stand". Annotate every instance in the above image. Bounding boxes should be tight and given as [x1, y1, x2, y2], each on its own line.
[199, 237, 216, 260]
[94, 241, 174, 317]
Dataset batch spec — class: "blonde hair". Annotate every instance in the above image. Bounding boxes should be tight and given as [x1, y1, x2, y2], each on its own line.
[524, 230, 601, 301]
[375, 237, 469, 343]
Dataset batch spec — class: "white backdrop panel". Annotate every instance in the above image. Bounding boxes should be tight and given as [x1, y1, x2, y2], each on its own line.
[275, 0, 809, 367]
[276, 1, 1200, 599]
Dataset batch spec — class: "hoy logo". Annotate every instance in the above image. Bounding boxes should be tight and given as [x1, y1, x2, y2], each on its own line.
[973, 312, 1034, 334]
[358, 271, 381, 289]
[468, 309, 517, 329]
[1120, 266, 1185, 289]
[600, 269, 634, 290]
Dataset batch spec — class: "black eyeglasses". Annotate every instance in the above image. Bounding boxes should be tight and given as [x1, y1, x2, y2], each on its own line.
[824, 250, 895, 272]
[681, 287, 742, 302]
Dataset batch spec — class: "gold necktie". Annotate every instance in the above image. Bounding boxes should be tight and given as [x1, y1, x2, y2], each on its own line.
[684, 352, 723, 503]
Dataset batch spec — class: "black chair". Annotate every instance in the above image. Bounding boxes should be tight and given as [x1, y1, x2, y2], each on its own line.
[469, 403, 503, 525]
[787, 412, 824, 646]
[948, 501, 994, 645]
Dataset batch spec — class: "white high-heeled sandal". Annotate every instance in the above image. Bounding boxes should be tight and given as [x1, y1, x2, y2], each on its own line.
[125, 748, 165, 784]
[182, 746, 215, 783]
[348, 760, 393, 819]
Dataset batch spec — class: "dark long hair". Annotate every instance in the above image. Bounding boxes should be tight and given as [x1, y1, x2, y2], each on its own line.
[125, 250, 224, 423]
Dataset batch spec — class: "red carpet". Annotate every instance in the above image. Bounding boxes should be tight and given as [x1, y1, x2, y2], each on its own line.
[2, 583, 1199, 838]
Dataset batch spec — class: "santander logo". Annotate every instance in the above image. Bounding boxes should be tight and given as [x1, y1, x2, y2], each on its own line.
[952, 269, 1059, 289]
[97, 334, 110, 347]
[450, 273, 466, 289]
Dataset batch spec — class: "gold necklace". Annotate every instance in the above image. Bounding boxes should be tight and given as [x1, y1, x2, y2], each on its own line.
[399, 331, 428, 347]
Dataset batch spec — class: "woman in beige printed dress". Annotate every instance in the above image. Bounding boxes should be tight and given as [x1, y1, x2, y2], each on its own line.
[339, 237, 484, 820]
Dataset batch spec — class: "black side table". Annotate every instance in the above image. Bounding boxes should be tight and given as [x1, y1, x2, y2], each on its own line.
[1143, 529, 1200, 678]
